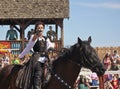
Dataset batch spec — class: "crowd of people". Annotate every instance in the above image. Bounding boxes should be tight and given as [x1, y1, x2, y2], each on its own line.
[104, 74, 120, 89]
[0, 52, 31, 68]
[103, 50, 120, 71]
[75, 73, 120, 89]
[74, 72, 99, 89]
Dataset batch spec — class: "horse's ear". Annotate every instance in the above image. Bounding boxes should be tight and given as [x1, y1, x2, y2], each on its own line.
[78, 37, 82, 45]
[88, 36, 92, 43]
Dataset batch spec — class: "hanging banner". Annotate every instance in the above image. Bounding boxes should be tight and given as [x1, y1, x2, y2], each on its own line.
[0, 41, 11, 54]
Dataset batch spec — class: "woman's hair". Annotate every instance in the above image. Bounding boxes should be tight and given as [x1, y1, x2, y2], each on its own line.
[34, 21, 45, 33]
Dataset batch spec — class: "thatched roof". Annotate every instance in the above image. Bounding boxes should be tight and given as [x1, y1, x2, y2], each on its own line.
[0, 0, 69, 19]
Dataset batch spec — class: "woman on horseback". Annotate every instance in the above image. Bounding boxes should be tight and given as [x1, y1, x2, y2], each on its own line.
[18, 21, 55, 89]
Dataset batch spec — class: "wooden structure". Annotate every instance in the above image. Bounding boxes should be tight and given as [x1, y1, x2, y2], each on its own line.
[95, 47, 120, 60]
[0, 0, 69, 52]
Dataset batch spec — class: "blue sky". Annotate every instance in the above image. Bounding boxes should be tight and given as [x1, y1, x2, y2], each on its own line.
[64, 0, 120, 47]
[0, 0, 120, 47]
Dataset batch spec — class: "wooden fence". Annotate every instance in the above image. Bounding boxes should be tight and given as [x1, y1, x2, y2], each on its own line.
[95, 47, 120, 60]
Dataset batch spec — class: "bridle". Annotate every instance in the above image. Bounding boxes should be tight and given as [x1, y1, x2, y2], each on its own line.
[79, 47, 99, 71]
[80, 54, 99, 70]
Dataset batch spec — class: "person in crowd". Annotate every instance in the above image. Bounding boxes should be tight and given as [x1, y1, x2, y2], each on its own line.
[109, 50, 120, 70]
[11, 55, 20, 64]
[110, 62, 119, 70]
[46, 26, 56, 41]
[27, 29, 34, 40]
[18, 21, 55, 89]
[84, 78, 91, 89]
[27, 30, 31, 40]
[103, 52, 112, 71]
[6, 25, 18, 40]
[1, 53, 10, 68]
[78, 75, 90, 89]
[112, 50, 120, 61]
[104, 81, 114, 89]
[111, 50, 120, 64]
[90, 72, 99, 86]
[78, 75, 85, 89]
[111, 74, 119, 89]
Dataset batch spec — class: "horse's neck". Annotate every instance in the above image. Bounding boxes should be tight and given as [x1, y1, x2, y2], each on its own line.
[51, 59, 81, 88]
[59, 60, 81, 84]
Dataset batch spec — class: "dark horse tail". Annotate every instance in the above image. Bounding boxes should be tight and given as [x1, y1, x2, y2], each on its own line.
[15, 59, 34, 89]
[16, 53, 40, 89]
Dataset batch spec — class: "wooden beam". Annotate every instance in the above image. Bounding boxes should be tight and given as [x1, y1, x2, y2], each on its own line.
[55, 19, 64, 48]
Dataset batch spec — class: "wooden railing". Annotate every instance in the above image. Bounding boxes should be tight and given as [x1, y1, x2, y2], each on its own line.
[0, 40, 62, 54]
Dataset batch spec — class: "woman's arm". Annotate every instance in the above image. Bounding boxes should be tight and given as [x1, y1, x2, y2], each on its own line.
[18, 35, 37, 58]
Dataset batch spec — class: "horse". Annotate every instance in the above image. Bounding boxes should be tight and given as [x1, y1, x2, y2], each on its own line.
[0, 36, 106, 89]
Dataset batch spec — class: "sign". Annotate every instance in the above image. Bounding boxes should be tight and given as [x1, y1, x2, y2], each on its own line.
[0, 41, 11, 54]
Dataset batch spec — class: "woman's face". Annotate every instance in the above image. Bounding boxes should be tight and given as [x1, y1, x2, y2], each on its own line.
[36, 24, 44, 36]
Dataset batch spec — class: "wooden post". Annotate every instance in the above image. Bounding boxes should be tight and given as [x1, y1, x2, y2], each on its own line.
[99, 76, 104, 89]
[61, 24, 64, 48]
[20, 25, 25, 52]
[55, 24, 58, 40]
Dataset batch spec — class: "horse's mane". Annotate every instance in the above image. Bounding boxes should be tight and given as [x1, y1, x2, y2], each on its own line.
[53, 44, 77, 66]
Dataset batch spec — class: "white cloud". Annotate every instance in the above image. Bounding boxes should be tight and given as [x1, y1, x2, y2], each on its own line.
[72, 2, 120, 9]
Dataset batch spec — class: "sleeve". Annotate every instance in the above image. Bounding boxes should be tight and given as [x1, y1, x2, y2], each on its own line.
[18, 35, 37, 58]
[46, 38, 55, 50]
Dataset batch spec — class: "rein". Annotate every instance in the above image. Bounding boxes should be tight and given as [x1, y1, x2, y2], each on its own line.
[80, 49, 99, 70]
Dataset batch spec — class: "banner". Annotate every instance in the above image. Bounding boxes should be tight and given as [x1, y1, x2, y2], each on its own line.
[0, 41, 11, 54]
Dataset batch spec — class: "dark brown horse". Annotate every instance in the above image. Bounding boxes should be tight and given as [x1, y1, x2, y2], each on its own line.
[0, 36, 105, 89]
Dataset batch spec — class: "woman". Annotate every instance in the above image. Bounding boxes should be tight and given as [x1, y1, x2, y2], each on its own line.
[103, 53, 112, 71]
[18, 21, 55, 89]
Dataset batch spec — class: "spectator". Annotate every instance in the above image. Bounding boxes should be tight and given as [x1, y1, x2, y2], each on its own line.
[31, 29, 34, 34]
[27, 30, 31, 40]
[6, 25, 18, 40]
[11, 55, 20, 64]
[78, 75, 85, 89]
[110, 62, 119, 71]
[90, 72, 99, 86]
[27, 29, 34, 40]
[104, 81, 114, 89]
[112, 50, 120, 60]
[110, 50, 120, 70]
[111, 50, 120, 64]
[84, 78, 91, 89]
[103, 52, 112, 71]
[46, 26, 56, 41]
[111, 74, 119, 89]
[1, 53, 10, 68]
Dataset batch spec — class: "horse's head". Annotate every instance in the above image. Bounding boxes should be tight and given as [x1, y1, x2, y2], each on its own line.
[70, 36, 105, 77]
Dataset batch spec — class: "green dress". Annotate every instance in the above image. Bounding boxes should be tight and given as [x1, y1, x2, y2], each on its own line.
[6, 29, 18, 40]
